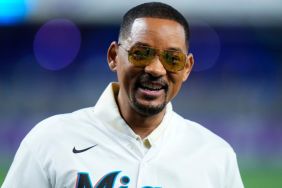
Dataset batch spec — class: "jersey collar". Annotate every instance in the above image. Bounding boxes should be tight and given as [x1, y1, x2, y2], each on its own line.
[93, 82, 173, 149]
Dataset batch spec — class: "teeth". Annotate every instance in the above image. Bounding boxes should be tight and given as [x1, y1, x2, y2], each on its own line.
[141, 83, 163, 90]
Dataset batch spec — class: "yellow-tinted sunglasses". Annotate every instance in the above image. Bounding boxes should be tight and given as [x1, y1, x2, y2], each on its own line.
[119, 44, 187, 73]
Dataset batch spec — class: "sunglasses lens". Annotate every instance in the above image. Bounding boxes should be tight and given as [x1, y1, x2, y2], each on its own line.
[160, 51, 186, 72]
[128, 46, 155, 66]
[126, 45, 186, 72]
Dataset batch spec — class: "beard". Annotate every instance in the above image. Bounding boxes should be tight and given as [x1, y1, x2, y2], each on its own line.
[131, 94, 167, 116]
[129, 74, 168, 116]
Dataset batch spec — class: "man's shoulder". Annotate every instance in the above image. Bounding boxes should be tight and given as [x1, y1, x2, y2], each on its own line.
[37, 106, 93, 127]
[22, 107, 98, 146]
[171, 112, 233, 150]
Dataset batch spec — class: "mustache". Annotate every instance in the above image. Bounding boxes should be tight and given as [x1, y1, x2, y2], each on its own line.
[136, 74, 168, 90]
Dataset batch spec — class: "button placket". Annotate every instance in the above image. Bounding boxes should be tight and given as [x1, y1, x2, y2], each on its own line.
[136, 160, 147, 188]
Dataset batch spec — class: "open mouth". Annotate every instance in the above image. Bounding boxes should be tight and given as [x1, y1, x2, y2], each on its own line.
[136, 81, 168, 99]
[139, 82, 165, 91]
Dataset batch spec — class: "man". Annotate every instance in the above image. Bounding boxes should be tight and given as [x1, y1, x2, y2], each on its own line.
[2, 2, 244, 188]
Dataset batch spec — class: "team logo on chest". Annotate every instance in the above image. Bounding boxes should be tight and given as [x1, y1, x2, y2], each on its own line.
[75, 171, 161, 188]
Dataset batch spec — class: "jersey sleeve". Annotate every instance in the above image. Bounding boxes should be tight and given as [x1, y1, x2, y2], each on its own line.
[225, 150, 245, 188]
[1, 141, 50, 188]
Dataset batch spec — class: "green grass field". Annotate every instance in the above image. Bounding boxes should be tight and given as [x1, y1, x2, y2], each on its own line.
[241, 167, 282, 188]
[0, 166, 281, 187]
[0, 169, 5, 186]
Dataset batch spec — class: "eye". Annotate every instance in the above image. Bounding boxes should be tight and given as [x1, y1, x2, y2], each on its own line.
[164, 52, 181, 64]
[130, 46, 153, 60]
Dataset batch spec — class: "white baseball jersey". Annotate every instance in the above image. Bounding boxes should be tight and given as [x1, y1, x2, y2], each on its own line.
[2, 83, 244, 188]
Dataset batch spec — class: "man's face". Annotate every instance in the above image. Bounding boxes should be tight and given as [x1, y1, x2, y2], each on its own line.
[111, 17, 193, 116]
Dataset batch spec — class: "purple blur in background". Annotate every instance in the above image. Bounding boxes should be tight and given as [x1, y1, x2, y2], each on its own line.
[33, 19, 81, 70]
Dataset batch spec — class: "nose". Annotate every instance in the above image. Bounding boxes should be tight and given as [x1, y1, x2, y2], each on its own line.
[144, 56, 167, 77]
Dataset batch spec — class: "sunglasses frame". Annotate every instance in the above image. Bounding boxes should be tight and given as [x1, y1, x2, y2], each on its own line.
[118, 43, 187, 72]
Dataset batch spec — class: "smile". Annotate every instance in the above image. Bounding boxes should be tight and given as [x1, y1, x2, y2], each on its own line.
[139, 82, 164, 91]
[136, 81, 167, 99]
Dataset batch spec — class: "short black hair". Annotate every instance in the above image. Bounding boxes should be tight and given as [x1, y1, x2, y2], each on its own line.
[118, 2, 190, 46]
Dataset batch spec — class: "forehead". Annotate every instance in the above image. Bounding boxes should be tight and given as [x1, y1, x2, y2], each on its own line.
[127, 17, 187, 51]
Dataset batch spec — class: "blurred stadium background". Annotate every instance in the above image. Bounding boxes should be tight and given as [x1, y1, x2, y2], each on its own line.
[0, 0, 281, 187]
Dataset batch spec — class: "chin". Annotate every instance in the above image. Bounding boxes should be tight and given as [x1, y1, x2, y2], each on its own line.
[131, 99, 166, 117]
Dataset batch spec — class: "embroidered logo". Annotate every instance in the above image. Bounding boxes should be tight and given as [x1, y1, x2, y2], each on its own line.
[75, 171, 161, 188]
[72, 144, 97, 154]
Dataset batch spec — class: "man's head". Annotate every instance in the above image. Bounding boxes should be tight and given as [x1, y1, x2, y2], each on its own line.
[108, 2, 194, 117]
[118, 2, 190, 48]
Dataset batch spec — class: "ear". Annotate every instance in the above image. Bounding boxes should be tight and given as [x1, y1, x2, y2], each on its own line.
[182, 53, 194, 82]
[107, 41, 119, 72]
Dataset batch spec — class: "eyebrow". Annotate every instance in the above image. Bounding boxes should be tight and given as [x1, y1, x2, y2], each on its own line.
[134, 42, 151, 47]
[134, 42, 184, 52]
[166, 47, 183, 52]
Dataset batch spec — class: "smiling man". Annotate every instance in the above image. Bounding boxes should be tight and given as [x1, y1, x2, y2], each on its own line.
[2, 2, 244, 188]
[108, 17, 193, 139]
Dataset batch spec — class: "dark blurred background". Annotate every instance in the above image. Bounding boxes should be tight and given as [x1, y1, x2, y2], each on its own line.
[0, 0, 282, 187]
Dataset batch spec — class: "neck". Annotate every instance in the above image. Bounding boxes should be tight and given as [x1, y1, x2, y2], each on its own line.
[115, 90, 165, 139]
[122, 108, 165, 139]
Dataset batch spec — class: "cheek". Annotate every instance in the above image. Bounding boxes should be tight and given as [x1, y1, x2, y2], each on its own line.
[168, 74, 184, 98]
[118, 66, 135, 83]
[116, 57, 129, 82]
[116, 61, 140, 90]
